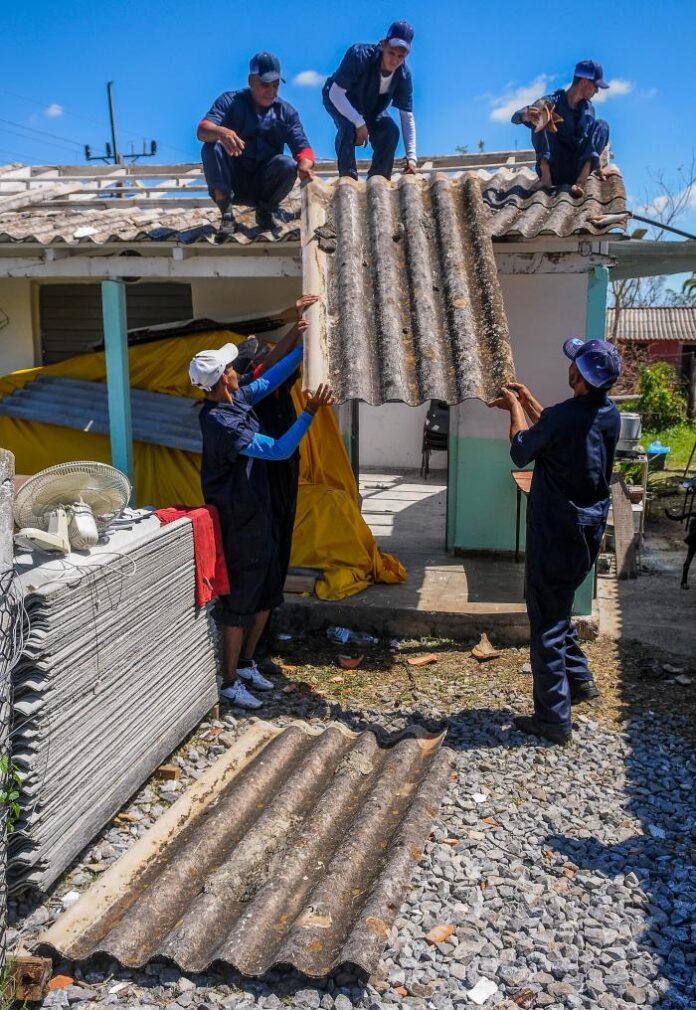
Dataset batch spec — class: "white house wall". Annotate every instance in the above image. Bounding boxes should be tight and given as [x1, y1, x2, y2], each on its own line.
[191, 277, 301, 322]
[0, 279, 36, 375]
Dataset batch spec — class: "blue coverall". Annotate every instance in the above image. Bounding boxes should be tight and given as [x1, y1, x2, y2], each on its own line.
[512, 89, 610, 186]
[200, 89, 312, 209]
[322, 43, 413, 180]
[199, 347, 311, 627]
[510, 392, 620, 734]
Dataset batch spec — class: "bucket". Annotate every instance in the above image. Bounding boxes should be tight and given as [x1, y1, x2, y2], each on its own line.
[617, 412, 642, 453]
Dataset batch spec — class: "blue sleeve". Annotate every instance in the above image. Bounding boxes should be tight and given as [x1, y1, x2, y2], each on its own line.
[203, 91, 236, 127]
[284, 104, 311, 158]
[510, 409, 559, 467]
[333, 45, 365, 91]
[246, 346, 302, 405]
[511, 91, 556, 126]
[392, 68, 413, 113]
[240, 410, 313, 460]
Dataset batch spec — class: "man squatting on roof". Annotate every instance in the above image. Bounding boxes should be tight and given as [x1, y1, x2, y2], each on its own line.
[512, 60, 611, 198]
[189, 305, 333, 710]
[488, 339, 622, 745]
[197, 52, 316, 237]
[323, 20, 417, 180]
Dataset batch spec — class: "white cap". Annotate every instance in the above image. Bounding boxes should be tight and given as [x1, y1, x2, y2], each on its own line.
[188, 343, 239, 391]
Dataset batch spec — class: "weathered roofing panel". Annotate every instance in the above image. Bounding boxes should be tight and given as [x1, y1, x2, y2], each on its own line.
[301, 173, 515, 405]
[0, 160, 628, 247]
[0, 376, 202, 451]
[608, 306, 696, 343]
[40, 721, 452, 977]
[481, 167, 628, 239]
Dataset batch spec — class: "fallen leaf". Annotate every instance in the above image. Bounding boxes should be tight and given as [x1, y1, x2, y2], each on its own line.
[471, 633, 501, 662]
[543, 848, 554, 861]
[407, 653, 438, 667]
[511, 989, 538, 1008]
[329, 675, 344, 684]
[48, 976, 74, 991]
[481, 816, 499, 827]
[207, 727, 223, 737]
[338, 654, 364, 670]
[442, 837, 460, 846]
[393, 985, 408, 997]
[425, 923, 455, 945]
[115, 812, 140, 824]
[281, 663, 298, 673]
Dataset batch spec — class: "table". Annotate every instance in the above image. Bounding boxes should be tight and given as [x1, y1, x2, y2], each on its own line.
[512, 469, 533, 563]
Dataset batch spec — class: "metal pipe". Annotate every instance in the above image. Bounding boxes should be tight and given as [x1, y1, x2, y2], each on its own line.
[630, 214, 696, 241]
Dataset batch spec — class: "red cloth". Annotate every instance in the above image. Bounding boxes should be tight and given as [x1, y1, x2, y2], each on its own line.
[155, 505, 230, 607]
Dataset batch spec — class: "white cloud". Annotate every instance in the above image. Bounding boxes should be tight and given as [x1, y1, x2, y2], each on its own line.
[44, 103, 63, 117]
[292, 70, 325, 87]
[593, 79, 633, 103]
[488, 75, 552, 122]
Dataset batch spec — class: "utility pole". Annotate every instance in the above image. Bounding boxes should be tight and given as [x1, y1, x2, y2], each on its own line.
[84, 82, 157, 164]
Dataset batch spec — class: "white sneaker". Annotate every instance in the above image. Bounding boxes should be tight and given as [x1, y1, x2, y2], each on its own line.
[220, 679, 262, 709]
[237, 661, 274, 691]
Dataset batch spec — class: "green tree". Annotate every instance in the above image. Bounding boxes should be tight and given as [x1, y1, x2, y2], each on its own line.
[638, 361, 687, 430]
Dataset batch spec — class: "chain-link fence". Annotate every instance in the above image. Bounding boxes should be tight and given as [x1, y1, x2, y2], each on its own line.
[0, 449, 16, 973]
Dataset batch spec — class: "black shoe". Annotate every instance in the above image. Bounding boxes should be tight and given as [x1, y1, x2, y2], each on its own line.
[256, 206, 277, 232]
[570, 682, 601, 704]
[216, 211, 236, 241]
[514, 715, 572, 746]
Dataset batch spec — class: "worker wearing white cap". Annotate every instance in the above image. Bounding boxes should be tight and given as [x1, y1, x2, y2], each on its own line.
[189, 316, 333, 710]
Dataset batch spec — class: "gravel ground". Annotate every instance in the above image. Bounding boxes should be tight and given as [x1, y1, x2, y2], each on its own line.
[7, 630, 696, 1010]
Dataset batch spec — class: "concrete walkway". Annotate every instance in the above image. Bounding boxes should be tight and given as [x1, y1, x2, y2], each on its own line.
[283, 469, 528, 643]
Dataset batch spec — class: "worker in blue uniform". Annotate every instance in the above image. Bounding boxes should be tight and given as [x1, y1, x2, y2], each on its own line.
[323, 20, 417, 180]
[489, 338, 622, 744]
[511, 60, 611, 197]
[197, 52, 316, 237]
[189, 320, 333, 710]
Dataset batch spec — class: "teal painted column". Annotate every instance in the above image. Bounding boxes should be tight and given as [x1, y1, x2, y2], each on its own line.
[101, 280, 134, 487]
[573, 264, 609, 615]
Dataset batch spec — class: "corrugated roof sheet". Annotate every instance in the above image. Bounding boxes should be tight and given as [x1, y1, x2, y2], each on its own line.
[481, 167, 627, 239]
[0, 376, 202, 452]
[0, 163, 628, 247]
[12, 516, 218, 893]
[608, 306, 696, 343]
[40, 721, 452, 978]
[301, 173, 515, 406]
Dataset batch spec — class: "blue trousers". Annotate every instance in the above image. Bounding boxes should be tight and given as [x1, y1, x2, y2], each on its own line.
[322, 91, 399, 180]
[525, 516, 605, 732]
[532, 119, 610, 186]
[201, 144, 297, 209]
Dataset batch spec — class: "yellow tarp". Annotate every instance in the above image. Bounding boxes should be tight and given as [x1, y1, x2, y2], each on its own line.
[0, 332, 405, 599]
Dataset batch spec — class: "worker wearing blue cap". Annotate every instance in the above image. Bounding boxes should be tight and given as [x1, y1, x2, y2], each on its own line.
[323, 21, 417, 180]
[512, 61, 612, 197]
[489, 338, 622, 745]
[198, 52, 316, 237]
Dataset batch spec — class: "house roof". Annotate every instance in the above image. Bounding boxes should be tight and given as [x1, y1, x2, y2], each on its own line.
[302, 173, 516, 406]
[41, 720, 452, 978]
[0, 156, 628, 248]
[608, 306, 696, 343]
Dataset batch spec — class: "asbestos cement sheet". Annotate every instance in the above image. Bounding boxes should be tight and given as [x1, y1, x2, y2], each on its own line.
[40, 721, 453, 978]
[301, 173, 515, 406]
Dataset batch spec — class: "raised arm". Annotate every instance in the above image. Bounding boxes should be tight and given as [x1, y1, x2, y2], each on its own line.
[255, 295, 318, 374]
[240, 385, 334, 460]
[507, 382, 544, 424]
[246, 345, 303, 405]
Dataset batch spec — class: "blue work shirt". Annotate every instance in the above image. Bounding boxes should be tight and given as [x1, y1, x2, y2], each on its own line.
[512, 88, 596, 151]
[202, 89, 311, 167]
[510, 392, 621, 524]
[199, 383, 268, 515]
[327, 43, 413, 121]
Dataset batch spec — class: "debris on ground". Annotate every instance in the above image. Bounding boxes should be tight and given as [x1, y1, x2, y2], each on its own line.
[471, 632, 502, 661]
[407, 653, 438, 667]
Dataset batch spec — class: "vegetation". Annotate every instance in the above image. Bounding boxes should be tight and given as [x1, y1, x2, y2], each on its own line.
[637, 361, 687, 431]
[0, 754, 21, 834]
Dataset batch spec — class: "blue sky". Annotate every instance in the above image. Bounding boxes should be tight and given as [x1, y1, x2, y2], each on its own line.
[2, 0, 695, 239]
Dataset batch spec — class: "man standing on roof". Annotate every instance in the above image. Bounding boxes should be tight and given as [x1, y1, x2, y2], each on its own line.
[488, 338, 622, 745]
[197, 52, 316, 237]
[189, 319, 333, 710]
[511, 61, 612, 198]
[323, 21, 417, 181]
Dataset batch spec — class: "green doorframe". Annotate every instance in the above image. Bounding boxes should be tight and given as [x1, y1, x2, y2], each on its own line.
[101, 280, 135, 492]
[573, 264, 610, 616]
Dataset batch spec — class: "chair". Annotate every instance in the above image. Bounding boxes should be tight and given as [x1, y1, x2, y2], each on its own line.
[420, 400, 449, 479]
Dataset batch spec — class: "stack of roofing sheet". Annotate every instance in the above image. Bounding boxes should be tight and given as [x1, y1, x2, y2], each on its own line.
[10, 515, 218, 894]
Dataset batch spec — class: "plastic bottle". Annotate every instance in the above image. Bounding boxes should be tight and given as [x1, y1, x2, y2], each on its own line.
[326, 626, 379, 646]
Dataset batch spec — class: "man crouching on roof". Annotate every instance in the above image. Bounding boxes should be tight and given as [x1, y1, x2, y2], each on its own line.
[189, 306, 333, 710]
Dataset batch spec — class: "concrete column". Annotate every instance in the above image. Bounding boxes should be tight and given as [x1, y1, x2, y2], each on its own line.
[101, 280, 134, 487]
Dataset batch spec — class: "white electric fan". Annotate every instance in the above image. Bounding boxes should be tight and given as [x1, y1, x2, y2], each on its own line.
[13, 461, 131, 555]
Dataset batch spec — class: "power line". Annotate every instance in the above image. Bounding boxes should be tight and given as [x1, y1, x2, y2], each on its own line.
[0, 117, 84, 151]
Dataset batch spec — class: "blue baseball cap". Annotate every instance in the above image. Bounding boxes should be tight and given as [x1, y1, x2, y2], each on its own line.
[249, 52, 285, 83]
[385, 20, 414, 51]
[563, 338, 621, 388]
[574, 59, 609, 89]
